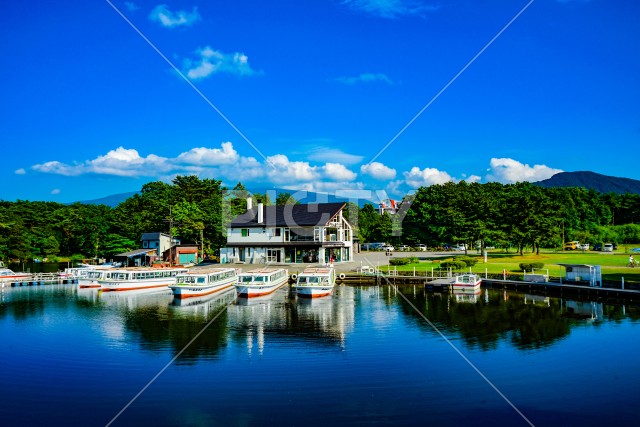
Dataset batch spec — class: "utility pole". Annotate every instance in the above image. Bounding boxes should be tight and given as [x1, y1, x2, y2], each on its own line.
[163, 208, 179, 267]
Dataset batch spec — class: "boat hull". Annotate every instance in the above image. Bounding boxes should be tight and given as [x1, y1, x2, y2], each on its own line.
[100, 280, 173, 292]
[170, 279, 236, 299]
[294, 286, 334, 298]
[235, 277, 288, 298]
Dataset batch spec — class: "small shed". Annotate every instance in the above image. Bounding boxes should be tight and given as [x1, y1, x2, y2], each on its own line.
[558, 264, 602, 287]
[163, 245, 199, 266]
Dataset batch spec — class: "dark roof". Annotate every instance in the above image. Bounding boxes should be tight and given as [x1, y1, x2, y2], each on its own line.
[141, 232, 168, 240]
[115, 248, 157, 258]
[230, 203, 347, 228]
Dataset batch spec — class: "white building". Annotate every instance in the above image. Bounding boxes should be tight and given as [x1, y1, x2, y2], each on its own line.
[220, 200, 353, 265]
[141, 232, 180, 257]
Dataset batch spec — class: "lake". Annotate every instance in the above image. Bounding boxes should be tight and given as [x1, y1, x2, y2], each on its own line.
[1, 283, 638, 426]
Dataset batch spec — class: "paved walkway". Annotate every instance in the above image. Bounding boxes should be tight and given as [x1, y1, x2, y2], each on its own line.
[229, 250, 455, 273]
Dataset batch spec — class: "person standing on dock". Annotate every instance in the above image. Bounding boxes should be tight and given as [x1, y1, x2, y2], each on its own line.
[629, 255, 635, 267]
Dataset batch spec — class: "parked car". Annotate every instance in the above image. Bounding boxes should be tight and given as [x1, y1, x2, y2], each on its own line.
[593, 243, 603, 251]
[382, 245, 394, 251]
[564, 241, 579, 250]
[453, 244, 466, 251]
[603, 243, 614, 252]
[416, 244, 427, 251]
[579, 243, 590, 250]
[398, 245, 410, 251]
[630, 247, 640, 253]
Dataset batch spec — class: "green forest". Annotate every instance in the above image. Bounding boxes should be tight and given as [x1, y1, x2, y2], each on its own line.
[3, 176, 640, 263]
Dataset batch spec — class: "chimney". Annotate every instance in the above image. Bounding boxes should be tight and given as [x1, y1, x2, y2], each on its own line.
[257, 203, 264, 224]
[247, 197, 253, 211]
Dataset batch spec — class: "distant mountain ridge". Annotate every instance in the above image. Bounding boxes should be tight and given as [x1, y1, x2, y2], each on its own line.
[77, 192, 138, 207]
[534, 171, 640, 194]
[75, 188, 369, 208]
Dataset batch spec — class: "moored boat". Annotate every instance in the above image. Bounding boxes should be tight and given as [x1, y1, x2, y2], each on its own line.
[451, 273, 482, 291]
[99, 267, 188, 292]
[234, 268, 289, 297]
[0, 268, 33, 283]
[78, 269, 109, 288]
[170, 267, 239, 299]
[293, 267, 336, 298]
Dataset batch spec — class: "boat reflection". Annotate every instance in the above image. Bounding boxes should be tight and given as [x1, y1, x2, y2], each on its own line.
[227, 285, 356, 355]
[172, 287, 237, 318]
[99, 288, 172, 310]
[75, 287, 100, 304]
[452, 287, 482, 304]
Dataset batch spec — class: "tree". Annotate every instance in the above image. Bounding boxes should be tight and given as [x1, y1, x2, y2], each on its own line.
[276, 192, 298, 205]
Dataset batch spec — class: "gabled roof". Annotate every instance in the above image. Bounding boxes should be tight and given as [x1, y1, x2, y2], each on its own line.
[230, 202, 347, 228]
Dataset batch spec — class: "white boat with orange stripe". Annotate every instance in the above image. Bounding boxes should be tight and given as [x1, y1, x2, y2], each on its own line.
[99, 267, 188, 292]
[234, 268, 289, 298]
[293, 267, 336, 298]
[78, 269, 115, 288]
[170, 267, 239, 299]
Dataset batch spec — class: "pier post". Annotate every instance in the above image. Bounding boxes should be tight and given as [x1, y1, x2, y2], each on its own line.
[622, 277, 624, 290]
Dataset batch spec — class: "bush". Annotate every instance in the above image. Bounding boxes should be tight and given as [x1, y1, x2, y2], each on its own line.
[519, 262, 545, 271]
[458, 256, 478, 267]
[441, 260, 467, 270]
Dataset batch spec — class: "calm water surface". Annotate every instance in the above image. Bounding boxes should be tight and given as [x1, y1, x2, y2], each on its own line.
[1, 283, 639, 426]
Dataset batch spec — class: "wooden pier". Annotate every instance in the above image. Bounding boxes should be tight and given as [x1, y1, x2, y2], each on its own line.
[1, 273, 77, 288]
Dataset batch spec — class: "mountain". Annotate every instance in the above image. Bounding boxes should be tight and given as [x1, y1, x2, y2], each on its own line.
[74, 188, 371, 209]
[76, 191, 138, 207]
[534, 171, 640, 194]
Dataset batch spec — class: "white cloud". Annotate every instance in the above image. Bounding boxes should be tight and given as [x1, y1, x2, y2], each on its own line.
[14, 168, 26, 175]
[185, 46, 259, 79]
[342, 0, 439, 18]
[149, 4, 200, 28]
[32, 160, 84, 176]
[464, 175, 482, 183]
[336, 72, 394, 85]
[361, 162, 396, 180]
[29, 142, 362, 192]
[50, 189, 60, 195]
[403, 166, 453, 188]
[87, 147, 170, 177]
[323, 163, 357, 181]
[306, 147, 363, 165]
[266, 154, 320, 184]
[283, 181, 366, 194]
[485, 158, 563, 184]
[176, 142, 239, 165]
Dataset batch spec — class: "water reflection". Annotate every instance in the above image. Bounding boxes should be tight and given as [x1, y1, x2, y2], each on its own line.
[226, 285, 357, 355]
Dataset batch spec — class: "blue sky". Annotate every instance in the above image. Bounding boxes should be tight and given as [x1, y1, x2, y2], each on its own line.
[1, 0, 639, 203]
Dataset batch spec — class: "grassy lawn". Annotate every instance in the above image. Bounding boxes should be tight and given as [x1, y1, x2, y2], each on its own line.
[385, 249, 640, 283]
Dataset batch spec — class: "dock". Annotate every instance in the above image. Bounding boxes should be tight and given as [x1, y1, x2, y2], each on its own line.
[1, 273, 77, 288]
[335, 272, 640, 303]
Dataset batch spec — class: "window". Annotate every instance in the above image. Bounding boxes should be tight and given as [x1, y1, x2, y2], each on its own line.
[241, 228, 250, 237]
[274, 228, 281, 237]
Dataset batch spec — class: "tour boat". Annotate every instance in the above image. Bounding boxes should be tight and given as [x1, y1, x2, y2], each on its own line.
[78, 269, 109, 288]
[293, 267, 336, 298]
[234, 268, 289, 297]
[451, 273, 482, 291]
[99, 267, 189, 292]
[170, 267, 239, 299]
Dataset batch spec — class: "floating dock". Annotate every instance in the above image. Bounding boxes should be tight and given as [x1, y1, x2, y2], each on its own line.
[1, 273, 77, 288]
